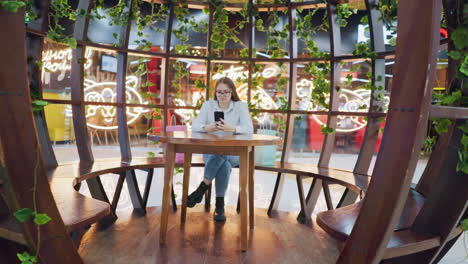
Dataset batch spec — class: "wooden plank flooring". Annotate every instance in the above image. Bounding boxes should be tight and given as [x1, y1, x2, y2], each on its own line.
[79, 206, 340, 264]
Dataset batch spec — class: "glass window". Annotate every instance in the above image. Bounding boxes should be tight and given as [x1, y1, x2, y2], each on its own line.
[288, 114, 327, 165]
[44, 104, 79, 162]
[41, 41, 77, 100]
[211, 8, 250, 59]
[87, 0, 123, 46]
[128, 2, 168, 51]
[252, 62, 290, 111]
[170, 7, 208, 56]
[296, 7, 331, 58]
[254, 9, 290, 59]
[168, 58, 207, 108]
[328, 114, 380, 171]
[294, 61, 331, 111]
[84, 47, 118, 104]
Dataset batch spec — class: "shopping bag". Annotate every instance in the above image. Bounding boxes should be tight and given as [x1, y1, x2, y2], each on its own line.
[166, 114, 187, 163]
[255, 121, 277, 167]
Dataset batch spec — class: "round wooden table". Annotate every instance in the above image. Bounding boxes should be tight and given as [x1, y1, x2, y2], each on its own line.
[155, 131, 282, 251]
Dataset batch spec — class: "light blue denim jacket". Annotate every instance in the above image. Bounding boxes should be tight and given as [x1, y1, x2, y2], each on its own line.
[192, 100, 253, 134]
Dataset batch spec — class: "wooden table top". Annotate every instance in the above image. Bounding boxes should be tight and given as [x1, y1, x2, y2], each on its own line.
[150, 131, 282, 147]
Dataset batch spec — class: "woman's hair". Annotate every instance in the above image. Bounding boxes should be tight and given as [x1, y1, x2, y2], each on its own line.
[214, 77, 241, 102]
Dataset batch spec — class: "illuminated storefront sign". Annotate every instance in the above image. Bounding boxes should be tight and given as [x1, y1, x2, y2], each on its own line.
[42, 48, 388, 133]
[42, 48, 93, 84]
[84, 76, 149, 130]
[211, 65, 389, 133]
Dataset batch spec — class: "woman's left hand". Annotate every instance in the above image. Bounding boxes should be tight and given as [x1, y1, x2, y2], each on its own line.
[216, 119, 236, 132]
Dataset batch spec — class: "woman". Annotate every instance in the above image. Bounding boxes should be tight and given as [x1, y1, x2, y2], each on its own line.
[190, 77, 253, 222]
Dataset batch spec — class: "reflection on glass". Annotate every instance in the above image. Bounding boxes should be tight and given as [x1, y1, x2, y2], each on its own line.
[128, 2, 167, 51]
[170, 8, 208, 56]
[127, 54, 163, 105]
[87, 1, 122, 46]
[254, 112, 286, 164]
[296, 8, 331, 58]
[252, 62, 289, 110]
[287, 114, 327, 164]
[41, 41, 80, 100]
[211, 10, 249, 58]
[44, 104, 74, 143]
[168, 59, 207, 113]
[339, 4, 368, 55]
[339, 59, 390, 113]
[330, 115, 366, 170]
[294, 61, 331, 111]
[254, 10, 289, 58]
[84, 48, 118, 104]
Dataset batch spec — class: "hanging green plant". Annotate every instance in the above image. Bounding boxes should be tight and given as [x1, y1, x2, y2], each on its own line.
[335, 2, 357, 28]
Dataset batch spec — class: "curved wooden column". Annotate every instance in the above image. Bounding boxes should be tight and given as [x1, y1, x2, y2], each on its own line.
[27, 1, 58, 171]
[71, 0, 94, 163]
[268, 1, 298, 214]
[353, 0, 386, 176]
[282, 1, 298, 164]
[338, 0, 387, 207]
[116, 0, 133, 161]
[318, 1, 342, 168]
[0, 8, 82, 263]
[71, 0, 116, 216]
[337, 0, 442, 263]
[161, 3, 175, 130]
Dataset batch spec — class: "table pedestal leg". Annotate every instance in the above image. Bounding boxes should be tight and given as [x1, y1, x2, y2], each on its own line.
[160, 143, 175, 244]
[181, 152, 192, 223]
[239, 147, 249, 251]
[249, 147, 254, 229]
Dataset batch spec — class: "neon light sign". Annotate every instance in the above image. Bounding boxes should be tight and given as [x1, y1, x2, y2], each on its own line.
[84, 76, 150, 130]
[41, 48, 93, 85]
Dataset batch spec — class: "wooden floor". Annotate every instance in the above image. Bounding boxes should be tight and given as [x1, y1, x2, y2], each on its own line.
[79, 206, 340, 264]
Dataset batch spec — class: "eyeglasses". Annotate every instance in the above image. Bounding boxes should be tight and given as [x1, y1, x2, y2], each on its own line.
[216, 90, 232, 96]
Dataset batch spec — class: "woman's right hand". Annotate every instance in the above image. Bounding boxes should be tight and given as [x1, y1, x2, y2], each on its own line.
[204, 123, 219, 132]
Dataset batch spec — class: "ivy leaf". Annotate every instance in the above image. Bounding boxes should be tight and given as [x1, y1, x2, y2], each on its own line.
[14, 208, 33, 223]
[33, 100, 49, 107]
[460, 56, 468, 77]
[17, 251, 36, 263]
[458, 123, 468, 134]
[0, 1, 26, 13]
[451, 27, 468, 50]
[461, 134, 468, 148]
[320, 125, 334, 135]
[33, 213, 51, 225]
[461, 219, 468, 231]
[66, 38, 77, 49]
[447, 50, 461, 60]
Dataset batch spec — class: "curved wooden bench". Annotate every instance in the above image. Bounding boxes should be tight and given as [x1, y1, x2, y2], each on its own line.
[198, 161, 371, 223]
[54, 156, 205, 217]
[255, 162, 371, 223]
[316, 189, 463, 260]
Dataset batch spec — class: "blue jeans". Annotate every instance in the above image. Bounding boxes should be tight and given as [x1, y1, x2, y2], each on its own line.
[203, 154, 240, 197]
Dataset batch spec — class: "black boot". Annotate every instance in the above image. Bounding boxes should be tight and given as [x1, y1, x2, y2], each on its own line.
[187, 182, 210, 208]
[214, 197, 226, 222]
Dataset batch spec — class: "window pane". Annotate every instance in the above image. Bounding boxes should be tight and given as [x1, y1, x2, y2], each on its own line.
[128, 2, 168, 51]
[42, 41, 75, 100]
[296, 7, 331, 58]
[170, 7, 208, 56]
[288, 114, 328, 165]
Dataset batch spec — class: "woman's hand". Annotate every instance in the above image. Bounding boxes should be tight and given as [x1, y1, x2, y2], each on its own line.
[204, 123, 219, 132]
[216, 119, 236, 132]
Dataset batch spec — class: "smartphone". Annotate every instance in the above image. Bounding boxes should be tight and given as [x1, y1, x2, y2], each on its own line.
[214, 111, 224, 122]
